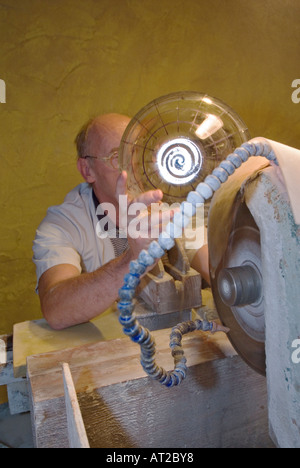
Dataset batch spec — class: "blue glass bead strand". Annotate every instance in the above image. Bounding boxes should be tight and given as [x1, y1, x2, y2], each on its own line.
[117, 140, 278, 387]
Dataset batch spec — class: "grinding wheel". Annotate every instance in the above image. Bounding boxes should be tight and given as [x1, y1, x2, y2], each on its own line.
[210, 202, 266, 375]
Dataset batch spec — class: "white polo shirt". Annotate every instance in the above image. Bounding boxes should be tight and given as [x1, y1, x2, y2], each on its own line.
[33, 183, 117, 290]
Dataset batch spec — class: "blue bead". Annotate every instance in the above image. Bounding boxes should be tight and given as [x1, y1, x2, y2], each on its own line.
[258, 143, 277, 163]
[172, 372, 182, 385]
[266, 150, 278, 164]
[158, 370, 168, 384]
[167, 374, 178, 387]
[173, 211, 190, 229]
[259, 143, 271, 157]
[170, 328, 182, 342]
[212, 167, 229, 183]
[220, 160, 235, 175]
[165, 221, 183, 238]
[180, 201, 196, 217]
[118, 286, 135, 301]
[202, 320, 213, 331]
[204, 174, 221, 191]
[175, 362, 187, 379]
[241, 142, 256, 156]
[119, 314, 136, 327]
[171, 347, 184, 357]
[186, 191, 205, 206]
[234, 147, 249, 162]
[158, 232, 175, 250]
[140, 331, 152, 346]
[162, 373, 172, 387]
[131, 326, 147, 343]
[196, 182, 213, 200]
[117, 301, 135, 315]
[194, 319, 203, 330]
[253, 141, 264, 155]
[227, 153, 243, 168]
[148, 240, 165, 258]
[138, 250, 155, 266]
[123, 273, 140, 288]
[123, 321, 140, 336]
[129, 260, 146, 276]
[142, 361, 157, 374]
[141, 348, 155, 359]
[150, 366, 164, 380]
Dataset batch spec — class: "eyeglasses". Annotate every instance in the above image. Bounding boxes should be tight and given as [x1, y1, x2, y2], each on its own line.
[81, 147, 119, 169]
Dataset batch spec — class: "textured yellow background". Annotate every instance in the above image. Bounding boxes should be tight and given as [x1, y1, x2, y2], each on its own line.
[0, 0, 299, 334]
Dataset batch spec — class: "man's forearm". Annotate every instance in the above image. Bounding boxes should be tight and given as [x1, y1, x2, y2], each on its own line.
[41, 249, 135, 330]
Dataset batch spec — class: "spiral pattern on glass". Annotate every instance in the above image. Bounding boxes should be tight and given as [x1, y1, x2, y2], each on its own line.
[156, 137, 203, 185]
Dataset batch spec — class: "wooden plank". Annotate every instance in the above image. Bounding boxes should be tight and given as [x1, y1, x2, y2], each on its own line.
[13, 290, 217, 379]
[26, 328, 274, 448]
[27, 327, 236, 395]
[13, 307, 124, 378]
[61, 363, 90, 448]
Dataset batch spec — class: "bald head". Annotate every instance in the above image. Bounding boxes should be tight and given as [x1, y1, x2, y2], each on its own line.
[75, 113, 131, 160]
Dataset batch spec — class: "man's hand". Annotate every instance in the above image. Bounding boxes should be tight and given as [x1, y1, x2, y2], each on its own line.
[115, 171, 176, 258]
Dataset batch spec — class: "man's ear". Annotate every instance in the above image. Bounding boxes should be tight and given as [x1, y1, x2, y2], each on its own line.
[77, 158, 96, 183]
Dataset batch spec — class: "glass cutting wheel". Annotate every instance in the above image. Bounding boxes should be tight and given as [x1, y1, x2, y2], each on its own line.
[119, 91, 250, 203]
[210, 202, 266, 375]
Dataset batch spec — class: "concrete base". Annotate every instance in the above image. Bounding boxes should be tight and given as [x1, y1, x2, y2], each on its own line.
[246, 167, 300, 448]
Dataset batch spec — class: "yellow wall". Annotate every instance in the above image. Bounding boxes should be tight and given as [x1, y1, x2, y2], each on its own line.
[0, 0, 299, 334]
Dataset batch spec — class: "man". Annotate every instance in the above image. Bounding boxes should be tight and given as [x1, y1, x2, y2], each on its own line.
[33, 113, 209, 330]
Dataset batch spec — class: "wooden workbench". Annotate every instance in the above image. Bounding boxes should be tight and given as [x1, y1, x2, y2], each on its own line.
[11, 292, 274, 448]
